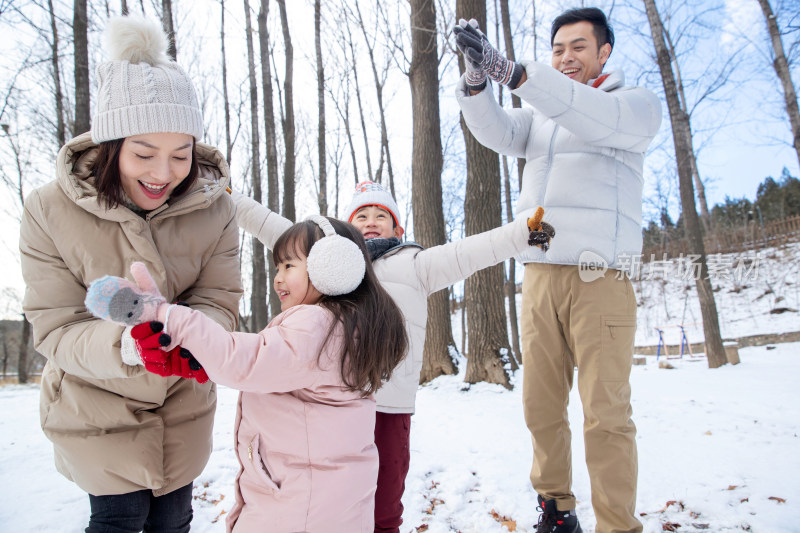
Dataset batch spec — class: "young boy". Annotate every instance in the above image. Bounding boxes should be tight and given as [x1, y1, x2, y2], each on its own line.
[233, 181, 552, 533]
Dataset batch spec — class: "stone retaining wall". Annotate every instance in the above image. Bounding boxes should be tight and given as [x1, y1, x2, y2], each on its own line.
[634, 331, 800, 356]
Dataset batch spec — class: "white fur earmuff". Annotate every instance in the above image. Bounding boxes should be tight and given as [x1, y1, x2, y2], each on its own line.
[305, 215, 366, 296]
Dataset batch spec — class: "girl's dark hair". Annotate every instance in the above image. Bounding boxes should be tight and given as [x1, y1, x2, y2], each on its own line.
[551, 7, 614, 52]
[92, 138, 200, 210]
[273, 217, 408, 396]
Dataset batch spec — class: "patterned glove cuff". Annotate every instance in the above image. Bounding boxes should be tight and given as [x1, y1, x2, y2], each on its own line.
[488, 60, 523, 89]
[507, 62, 524, 89]
[465, 72, 487, 92]
[120, 326, 144, 366]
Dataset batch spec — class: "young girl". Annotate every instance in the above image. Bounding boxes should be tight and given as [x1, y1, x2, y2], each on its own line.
[19, 15, 241, 532]
[233, 181, 554, 533]
[87, 216, 409, 533]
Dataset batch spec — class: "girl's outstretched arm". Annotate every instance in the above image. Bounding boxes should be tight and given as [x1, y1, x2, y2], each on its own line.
[158, 303, 337, 393]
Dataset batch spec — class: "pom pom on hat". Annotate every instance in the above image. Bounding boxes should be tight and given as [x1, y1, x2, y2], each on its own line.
[91, 16, 203, 143]
[106, 15, 170, 65]
[346, 181, 401, 228]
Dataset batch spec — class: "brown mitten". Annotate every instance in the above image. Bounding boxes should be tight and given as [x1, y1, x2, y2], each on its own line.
[527, 207, 556, 251]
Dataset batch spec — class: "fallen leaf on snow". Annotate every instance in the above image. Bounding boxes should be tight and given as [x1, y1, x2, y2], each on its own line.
[662, 522, 681, 531]
[489, 509, 516, 531]
[768, 496, 786, 504]
[659, 500, 685, 513]
[425, 497, 444, 514]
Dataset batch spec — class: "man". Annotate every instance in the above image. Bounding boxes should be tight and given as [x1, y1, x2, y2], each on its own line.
[454, 8, 661, 533]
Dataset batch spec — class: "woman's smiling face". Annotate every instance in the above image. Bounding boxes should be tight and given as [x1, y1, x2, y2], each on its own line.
[118, 132, 194, 210]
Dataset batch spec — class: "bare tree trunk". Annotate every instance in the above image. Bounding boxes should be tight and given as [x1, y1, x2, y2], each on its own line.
[460, 296, 466, 356]
[501, 157, 520, 369]
[17, 315, 30, 384]
[48, 0, 66, 147]
[329, 75, 360, 185]
[161, 0, 177, 60]
[458, 0, 512, 389]
[121, 0, 129, 15]
[757, 0, 800, 172]
[315, 0, 327, 215]
[353, 3, 395, 196]
[495, 0, 520, 369]
[329, 133, 345, 217]
[644, 0, 727, 369]
[73, 0, 90, 136]
[244, 0, 268, 331]
[690, 157, 711, 232]
[410, 0, 457, 383]
[663, 28, 712, 232]
[220, 0, 232, 166]
[498, 0, 524, 188]
[258, 0, 282, 318]
[2, 335, 8, 378]
[344, 21, 374, 182]
[276, 0, 296, 221]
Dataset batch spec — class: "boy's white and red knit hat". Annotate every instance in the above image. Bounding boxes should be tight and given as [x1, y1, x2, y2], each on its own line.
[346, 181, 401, 227]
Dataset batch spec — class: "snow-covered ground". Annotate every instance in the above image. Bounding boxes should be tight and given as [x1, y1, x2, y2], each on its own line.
[1, 243, 799, 532]
[1, 343, 798, 532]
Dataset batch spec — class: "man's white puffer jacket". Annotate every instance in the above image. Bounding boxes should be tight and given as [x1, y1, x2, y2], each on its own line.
[456, 64, 662, 268]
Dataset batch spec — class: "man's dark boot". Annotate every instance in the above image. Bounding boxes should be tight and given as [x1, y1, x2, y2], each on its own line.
[533, 495, 582, 533]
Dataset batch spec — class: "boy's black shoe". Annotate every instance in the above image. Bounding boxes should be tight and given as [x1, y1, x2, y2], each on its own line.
[533, 495, 583, 533]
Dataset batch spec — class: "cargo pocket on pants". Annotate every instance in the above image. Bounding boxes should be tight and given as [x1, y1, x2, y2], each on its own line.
[600, 316, 636, 382]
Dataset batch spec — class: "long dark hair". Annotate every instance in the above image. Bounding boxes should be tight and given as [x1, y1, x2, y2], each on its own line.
[273, 217, 408, 396]
[92, 138, 200, 209]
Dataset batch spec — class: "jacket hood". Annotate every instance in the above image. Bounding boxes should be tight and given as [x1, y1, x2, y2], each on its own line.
[56, 132, 231, 222]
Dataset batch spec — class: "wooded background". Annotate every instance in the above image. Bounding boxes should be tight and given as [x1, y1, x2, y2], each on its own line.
[1, 0, 799, 383]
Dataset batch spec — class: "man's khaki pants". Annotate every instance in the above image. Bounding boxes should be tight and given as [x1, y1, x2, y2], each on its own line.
[521, 263, 641, 533]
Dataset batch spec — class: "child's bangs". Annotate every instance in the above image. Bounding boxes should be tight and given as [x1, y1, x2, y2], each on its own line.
[273, 223, 314, 265]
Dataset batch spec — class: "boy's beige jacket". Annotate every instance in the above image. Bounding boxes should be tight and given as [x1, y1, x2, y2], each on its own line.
[19, 132, 242, 496]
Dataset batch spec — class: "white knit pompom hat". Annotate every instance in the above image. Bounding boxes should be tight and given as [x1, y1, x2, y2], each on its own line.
[345, 181, 402, 228]
[305, 215, 366, 296]
[91, 16, 203, 143]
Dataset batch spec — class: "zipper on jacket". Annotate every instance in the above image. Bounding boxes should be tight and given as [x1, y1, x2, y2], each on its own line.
[544, 124, 560, 183]
[248, 436, 255, 462]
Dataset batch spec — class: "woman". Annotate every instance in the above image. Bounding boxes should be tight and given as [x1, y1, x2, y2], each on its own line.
[19, 15, 241, 532]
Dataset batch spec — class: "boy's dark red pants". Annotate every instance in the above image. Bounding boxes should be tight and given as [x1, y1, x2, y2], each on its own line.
[374, 412, 411, 533]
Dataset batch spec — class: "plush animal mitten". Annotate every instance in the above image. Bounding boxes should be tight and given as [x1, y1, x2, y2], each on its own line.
[131, 321, 209, 383]
[527, 207, 556, 251]
[85, 262, 166, 326]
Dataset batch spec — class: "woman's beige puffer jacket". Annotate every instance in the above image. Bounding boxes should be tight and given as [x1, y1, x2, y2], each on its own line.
[19, 132, 242, 496]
